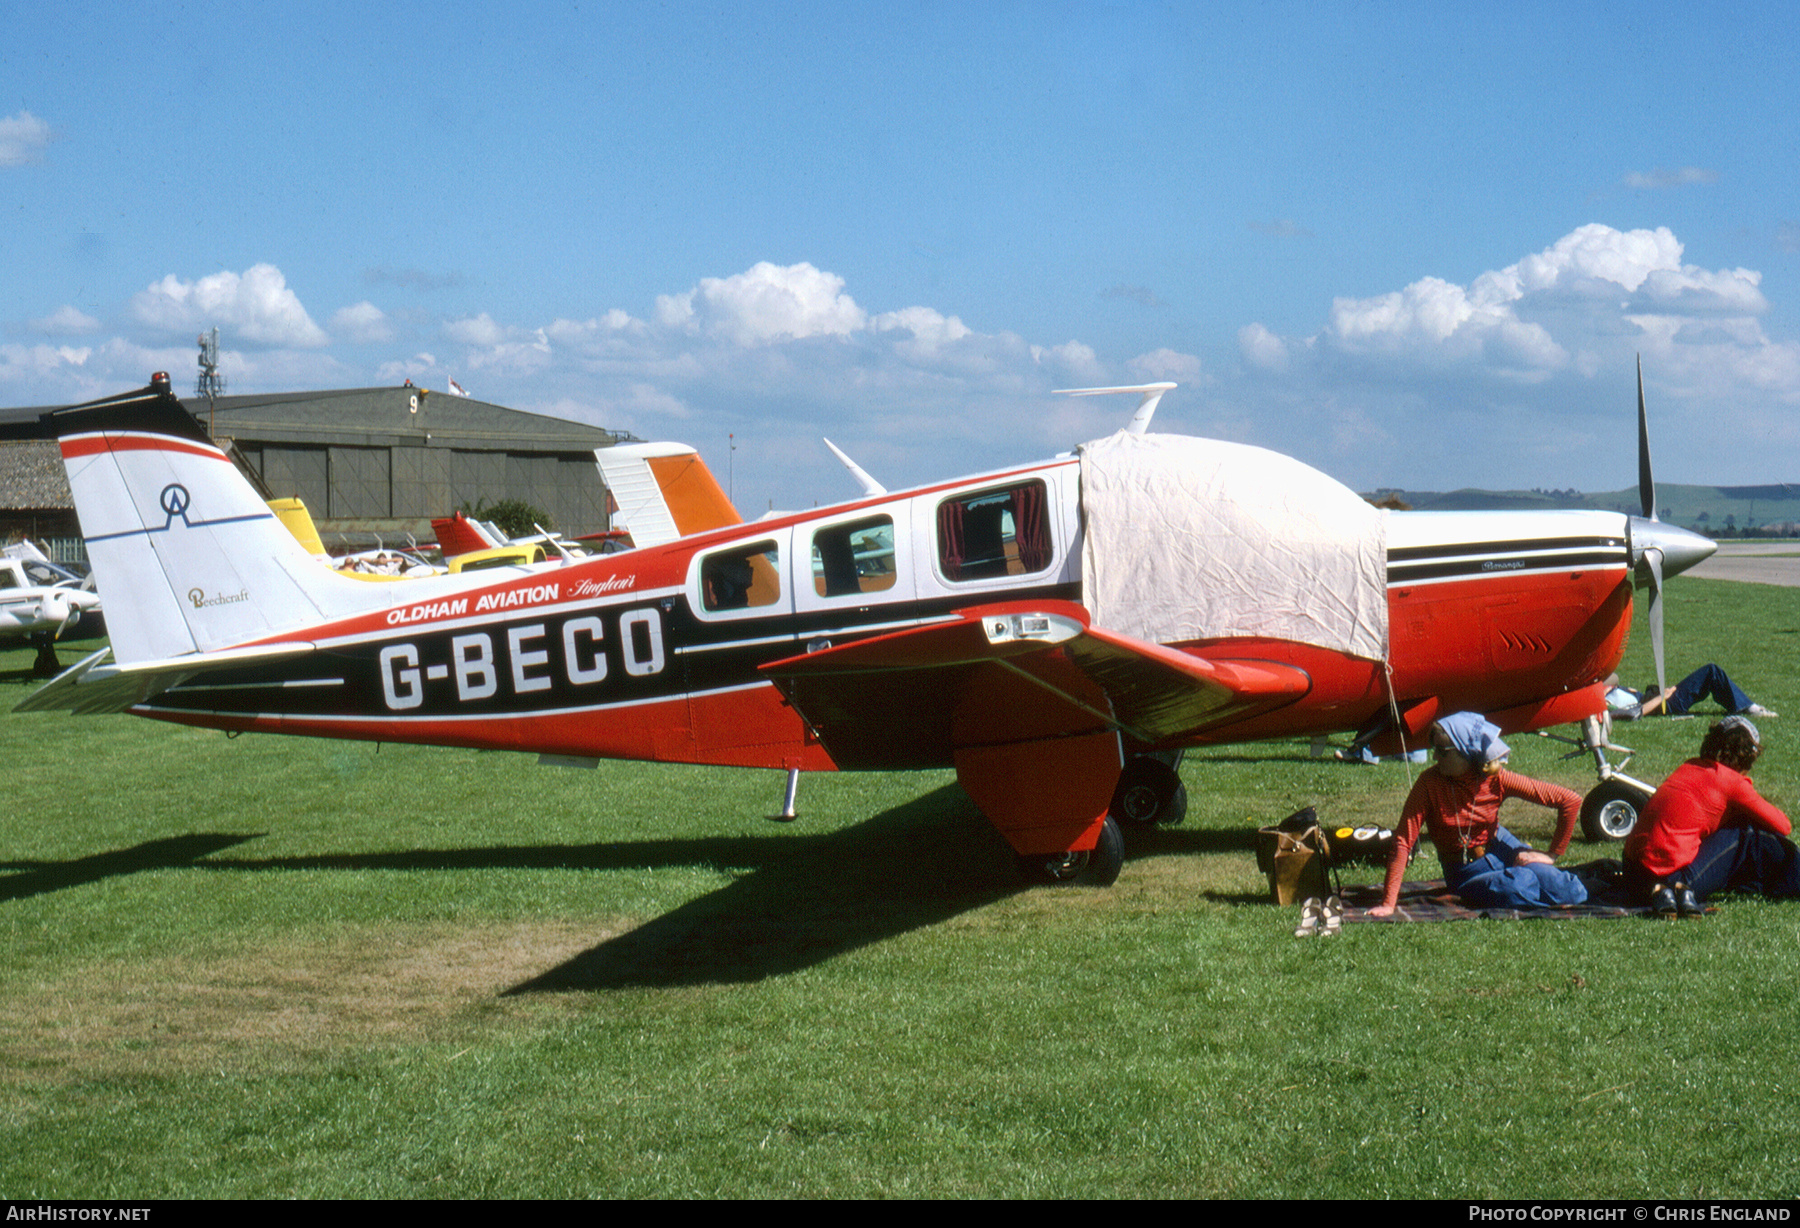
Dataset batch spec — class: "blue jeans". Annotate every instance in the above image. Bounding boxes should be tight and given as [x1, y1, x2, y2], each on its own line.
[1684, 824, 1800, 900]
[1665, 664, 1752, 715]
[1444, 827, 1589, 908]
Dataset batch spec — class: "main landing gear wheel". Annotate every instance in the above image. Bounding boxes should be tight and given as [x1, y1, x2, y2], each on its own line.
[1018, 816, 1125, 887]
[1110, 757, 1188, 827]
[1581, 779, 1652, 842]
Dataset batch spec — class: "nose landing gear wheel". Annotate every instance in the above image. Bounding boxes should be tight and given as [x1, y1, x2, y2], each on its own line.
[1581, 779, 1651, 842]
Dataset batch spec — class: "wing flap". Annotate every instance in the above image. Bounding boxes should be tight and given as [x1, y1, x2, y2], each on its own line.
[1066, 625, 1311, 741]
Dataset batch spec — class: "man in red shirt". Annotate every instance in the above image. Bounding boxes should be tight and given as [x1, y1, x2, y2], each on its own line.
[1625, 716, 1799, 915]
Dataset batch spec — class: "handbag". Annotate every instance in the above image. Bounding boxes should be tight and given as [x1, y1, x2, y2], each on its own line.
[1256, 807, 1331, 905]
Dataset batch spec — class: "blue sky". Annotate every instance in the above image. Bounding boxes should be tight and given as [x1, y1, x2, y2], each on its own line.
[4, 1, 1798, 515]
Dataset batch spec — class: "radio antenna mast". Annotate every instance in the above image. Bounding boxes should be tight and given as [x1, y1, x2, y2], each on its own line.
[196, 327, 226, 436]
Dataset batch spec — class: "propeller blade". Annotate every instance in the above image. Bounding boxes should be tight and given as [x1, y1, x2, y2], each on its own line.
[1645, 546, 1667, 701]
[1637, 354, 1656, 521]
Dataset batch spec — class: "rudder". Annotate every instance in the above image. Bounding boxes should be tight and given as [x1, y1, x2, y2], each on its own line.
[45, 381, 388, 664]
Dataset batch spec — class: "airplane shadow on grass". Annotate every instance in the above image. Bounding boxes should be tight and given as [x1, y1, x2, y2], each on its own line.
[2, 786, 1245, 988]
[0, 833, 262, 903]
[510, 785, 1024, 990]
[492, 796, 1252, 991]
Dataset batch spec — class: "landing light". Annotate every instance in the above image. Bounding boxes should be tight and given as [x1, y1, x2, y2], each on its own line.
[981, 612, 1080, 646]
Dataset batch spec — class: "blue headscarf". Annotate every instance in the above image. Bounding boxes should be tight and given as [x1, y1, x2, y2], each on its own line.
[1435, 711, 1509, 766]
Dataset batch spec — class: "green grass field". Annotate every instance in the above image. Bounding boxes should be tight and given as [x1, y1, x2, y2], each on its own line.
[3, 577, 1799, 1198]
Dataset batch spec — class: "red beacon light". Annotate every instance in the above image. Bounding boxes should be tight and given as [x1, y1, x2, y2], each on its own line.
[150, 371, 171, 391]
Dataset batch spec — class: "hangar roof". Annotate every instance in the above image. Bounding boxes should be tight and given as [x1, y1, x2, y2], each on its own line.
[0, 384, 638, 516]
[179, 386, 632, 451]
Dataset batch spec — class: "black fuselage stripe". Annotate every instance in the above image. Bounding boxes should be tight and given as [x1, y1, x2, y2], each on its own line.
[1386, 535, 1625, 562]
[1387, 549, 1628, 583]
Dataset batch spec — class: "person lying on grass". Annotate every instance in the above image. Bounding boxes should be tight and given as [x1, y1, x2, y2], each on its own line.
[1623, 716, 1800, 917]
[1604, 663, 1777, 721]
[1368, 712, 1586, 917]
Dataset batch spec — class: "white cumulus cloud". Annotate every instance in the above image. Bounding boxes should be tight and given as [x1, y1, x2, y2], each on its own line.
[1214, 223, 1800, 496]
[444, 313, 508, 347]
[30, 306, 100, 336]
[0, 112, 52, 167]
[375, 352, 440, 384]
[542, 310, 648, 359]
[656, 261, 867, 346]
[330, 301, 393, 344]
[1238, 324, 1290, 372]
[1031, 340, 1105, 382]
[130, 264, 328, 348]
[1128, 348, 1204, 383]
[1325, 274, 1565, 375]
[1314, 225, 1769, 380]
[0, 343, 91, 380]
[444, 314, 552, 375]
[870, 306, 972, 359]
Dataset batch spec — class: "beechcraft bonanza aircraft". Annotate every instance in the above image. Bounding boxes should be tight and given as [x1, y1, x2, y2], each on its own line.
[12, 370, 1714, 884]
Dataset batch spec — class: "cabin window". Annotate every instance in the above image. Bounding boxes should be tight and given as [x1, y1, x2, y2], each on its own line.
[0, 568, 17, 591]
[701, 540, 781, 611]
[21, 562, 66, 586]
[810, 516, 896, 598]
[936, 481, 1052, 582]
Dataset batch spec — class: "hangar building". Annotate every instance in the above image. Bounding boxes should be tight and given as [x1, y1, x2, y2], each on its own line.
[0, 384, 638, 561]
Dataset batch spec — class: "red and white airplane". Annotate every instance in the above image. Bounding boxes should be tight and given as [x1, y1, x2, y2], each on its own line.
[16, 372, 1713, 884]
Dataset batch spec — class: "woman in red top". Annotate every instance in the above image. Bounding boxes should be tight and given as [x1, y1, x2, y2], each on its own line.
[1624, 716, 1799, 915]
[1369, 711, 1586, 916]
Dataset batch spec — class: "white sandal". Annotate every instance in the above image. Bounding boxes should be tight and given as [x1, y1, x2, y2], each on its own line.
[1319, 895, 1344, 937]
[1294, 897, 1323, 938]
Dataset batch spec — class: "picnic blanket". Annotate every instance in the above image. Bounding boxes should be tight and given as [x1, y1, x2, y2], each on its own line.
[1336, 860, 1659, 922]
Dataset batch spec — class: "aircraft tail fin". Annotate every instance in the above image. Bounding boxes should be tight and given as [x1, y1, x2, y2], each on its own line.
[268, 497, 329, 557]
[595, 442, 741, 548]
[430, 510, 505, 560]
[45, 380, 392, 665]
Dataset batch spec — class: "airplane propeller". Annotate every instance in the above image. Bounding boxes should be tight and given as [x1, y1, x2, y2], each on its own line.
[1625, 355, 1717, 701]
[35, 591, 76, 640]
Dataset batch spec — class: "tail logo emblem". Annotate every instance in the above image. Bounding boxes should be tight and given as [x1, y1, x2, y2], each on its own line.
[160, 484, 193, 524]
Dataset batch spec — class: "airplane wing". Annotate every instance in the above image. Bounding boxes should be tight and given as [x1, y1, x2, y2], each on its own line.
[15, 641, 317, 716]
[761, 600, 1310, 771]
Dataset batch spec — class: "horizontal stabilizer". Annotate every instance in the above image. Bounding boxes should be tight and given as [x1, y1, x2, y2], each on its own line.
[15, 641, 316, 716]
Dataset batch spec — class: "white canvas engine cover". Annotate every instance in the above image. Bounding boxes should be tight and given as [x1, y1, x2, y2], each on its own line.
[1078, 431, 1388, 662]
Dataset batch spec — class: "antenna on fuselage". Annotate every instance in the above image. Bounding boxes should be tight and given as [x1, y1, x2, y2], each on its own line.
[1052, 382, 1177, 434]
[822, 437, 887, 496]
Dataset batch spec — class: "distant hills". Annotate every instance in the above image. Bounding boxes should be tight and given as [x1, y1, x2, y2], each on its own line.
[1362, 483, 1800, 536]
